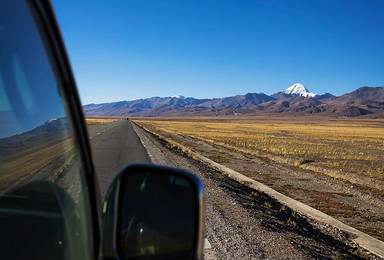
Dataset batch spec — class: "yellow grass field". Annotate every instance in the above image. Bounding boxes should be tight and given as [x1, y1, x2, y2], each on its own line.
[0, 139, 75, 193]
[134, 117, 384, 181]
[85, 117, 120, 125]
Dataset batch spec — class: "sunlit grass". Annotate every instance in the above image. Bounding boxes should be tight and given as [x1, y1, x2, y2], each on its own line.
[85, 117, 120, 125]
[134, 117, 384, 180]
[0, 139, 75, 192]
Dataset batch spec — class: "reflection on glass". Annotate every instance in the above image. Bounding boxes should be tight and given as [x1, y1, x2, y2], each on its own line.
[0, 118, 72, 192]
[0, 1, 93, 259]
[0, 0, 77, 196]
[119, 171, 196, 260]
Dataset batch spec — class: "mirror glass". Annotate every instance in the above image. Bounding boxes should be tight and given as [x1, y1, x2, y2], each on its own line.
[118, 169, 196, 259]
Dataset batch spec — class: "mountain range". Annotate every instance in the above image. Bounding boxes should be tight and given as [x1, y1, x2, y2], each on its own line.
[0, 118, 70, 160]
[83, 84, 384, 118]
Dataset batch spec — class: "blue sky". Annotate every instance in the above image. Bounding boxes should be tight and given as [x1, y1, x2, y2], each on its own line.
[52, 0, 384, 105]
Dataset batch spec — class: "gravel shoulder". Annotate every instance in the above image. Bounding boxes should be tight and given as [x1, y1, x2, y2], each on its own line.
[132, 122, 377, 260]
[152, 131, 384, 243]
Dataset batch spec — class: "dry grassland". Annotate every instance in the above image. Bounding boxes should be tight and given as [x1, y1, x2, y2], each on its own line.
[0, 139, 75, 193]
[134, 116, 384, 242]
[85, 117, 120, 125]
[134, 116, 384, 183]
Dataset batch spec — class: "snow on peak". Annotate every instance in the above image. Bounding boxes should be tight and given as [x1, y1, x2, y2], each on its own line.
[284, 83, 316, 97]
[46, 118, 57, 124]
[171, 95, 185, 99]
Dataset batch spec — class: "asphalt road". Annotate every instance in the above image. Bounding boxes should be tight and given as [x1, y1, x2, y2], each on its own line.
[87, 120, 151, 199]
[88, 120, 216, 258]
[86, 120, 371, 259]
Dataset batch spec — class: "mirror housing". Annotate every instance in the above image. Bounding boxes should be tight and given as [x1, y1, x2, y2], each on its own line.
[100, 164, 204, 260]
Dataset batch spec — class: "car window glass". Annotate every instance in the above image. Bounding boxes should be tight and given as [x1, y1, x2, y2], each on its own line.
[13, 56, 35, 110]
[0, 75, 11, 111]
[0, 1, 93, 259]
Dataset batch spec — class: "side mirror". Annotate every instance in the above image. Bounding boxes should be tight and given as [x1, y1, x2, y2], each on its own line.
[100, 164, 204, 260]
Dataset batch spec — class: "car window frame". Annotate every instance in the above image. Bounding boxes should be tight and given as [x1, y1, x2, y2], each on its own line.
[26, 0, 102, 257]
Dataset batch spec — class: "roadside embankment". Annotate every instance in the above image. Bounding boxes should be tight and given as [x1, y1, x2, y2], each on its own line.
[133, 120, 384, 259]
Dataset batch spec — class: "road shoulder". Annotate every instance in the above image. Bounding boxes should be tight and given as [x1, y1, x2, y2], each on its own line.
[133, 122, 377, 259]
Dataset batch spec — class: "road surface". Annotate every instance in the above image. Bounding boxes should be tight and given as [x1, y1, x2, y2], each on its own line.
[87, 120, 364, 259]
[88, 120, 219, 259]
[88, 120, 150, 198]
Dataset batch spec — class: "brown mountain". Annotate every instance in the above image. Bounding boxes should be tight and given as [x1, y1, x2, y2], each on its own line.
[254, 96, 326, 114]
[83, 86, 384, 118]
[325, 87, 384, 116]
[333, 87, 384, 103]
[83, 93, 275, 117]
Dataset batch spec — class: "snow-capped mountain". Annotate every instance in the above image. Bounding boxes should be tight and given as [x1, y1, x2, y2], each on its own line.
[284, 83, 316, 97]
[82, 85, 384, 118]
[171, 95, 185, 99]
